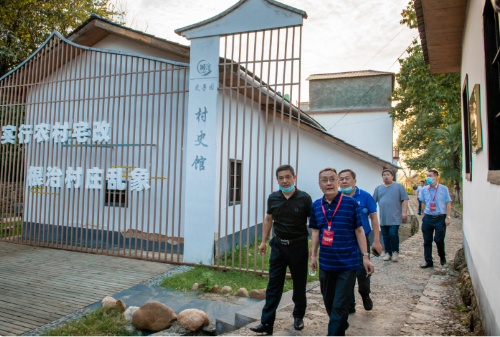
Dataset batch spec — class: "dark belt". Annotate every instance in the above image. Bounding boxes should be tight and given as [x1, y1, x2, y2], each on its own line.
[274, 235, 307, 246]
[424, 214, 446, 218]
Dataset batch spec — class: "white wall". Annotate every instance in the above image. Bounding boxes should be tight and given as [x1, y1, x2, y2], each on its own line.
[22, 42, 188, 242]
[213, 87, 387, 251]
[309, 111, 393, 163]
[461, 0, 500, 334]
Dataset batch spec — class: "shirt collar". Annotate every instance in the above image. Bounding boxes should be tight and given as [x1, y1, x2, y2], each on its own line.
[322, 192, 341, 205]
[354, 186, 361, 197]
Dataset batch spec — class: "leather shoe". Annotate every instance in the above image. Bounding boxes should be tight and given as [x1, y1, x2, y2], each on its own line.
[440, 256, 447, 266]
[249, 323, 273, 335]
[362, 295, 373, 311]
[420, 263, 434, 269]
[348, 307, 356, 314]
[294, 318, 304, 330]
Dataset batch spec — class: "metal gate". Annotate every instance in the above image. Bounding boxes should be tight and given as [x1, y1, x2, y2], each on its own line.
[0, 32, 188, 263]
[215, 26, 303, 272]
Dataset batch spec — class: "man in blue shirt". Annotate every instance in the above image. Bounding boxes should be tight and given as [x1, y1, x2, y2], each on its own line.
[310, 167, 374, 336]
[416, 181, 425, 215]
[418, 169, 452, 268]
[338, 169, 382, 314]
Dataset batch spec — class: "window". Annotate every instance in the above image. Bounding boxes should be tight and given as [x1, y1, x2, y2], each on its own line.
[104, 181, 128, 208]
[482, 1, 500, 184]
[462, 75, 472, 181]
[228, 159, 242, 206]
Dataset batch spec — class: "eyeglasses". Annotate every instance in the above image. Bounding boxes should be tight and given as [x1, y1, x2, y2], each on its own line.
[320, 178, 338, 184]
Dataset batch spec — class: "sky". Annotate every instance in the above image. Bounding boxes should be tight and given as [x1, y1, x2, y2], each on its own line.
[117, 0, 417, 102]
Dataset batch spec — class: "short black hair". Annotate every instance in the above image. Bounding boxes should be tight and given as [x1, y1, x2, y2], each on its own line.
[276, 164, 295, 177]
[420, 180, 425, 183]
[381, 169, 394, 177]
[428, 169, 439, 176]
[339, 169, 356, 179]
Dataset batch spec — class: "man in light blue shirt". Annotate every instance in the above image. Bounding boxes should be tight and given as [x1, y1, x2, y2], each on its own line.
[418, 169, 452, 268]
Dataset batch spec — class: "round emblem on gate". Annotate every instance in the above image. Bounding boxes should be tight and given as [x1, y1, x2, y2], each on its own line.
[197, 60, 212, 76]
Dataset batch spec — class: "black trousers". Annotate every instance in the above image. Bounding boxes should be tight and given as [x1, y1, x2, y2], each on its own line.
[261, 236, 309, 325]
[320, 269, 357, 336]
[422, 215, 447, 263]
[418, 200, 423, 214]
[349, 236, 371, 309]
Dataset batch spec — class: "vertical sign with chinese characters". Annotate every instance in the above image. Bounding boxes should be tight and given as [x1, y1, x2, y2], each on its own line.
[182, 36, 220, 264]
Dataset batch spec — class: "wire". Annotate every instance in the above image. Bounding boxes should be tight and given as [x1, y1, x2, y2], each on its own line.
[359, 28, 406, 70]
[326, 37, 417, 132]
[327, 116, 392, 128]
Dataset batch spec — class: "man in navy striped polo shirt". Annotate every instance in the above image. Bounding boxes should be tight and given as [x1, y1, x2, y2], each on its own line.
[310, 167, 374, 336]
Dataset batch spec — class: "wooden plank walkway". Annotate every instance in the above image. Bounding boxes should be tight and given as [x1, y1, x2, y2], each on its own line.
[0, 241, 176, 336]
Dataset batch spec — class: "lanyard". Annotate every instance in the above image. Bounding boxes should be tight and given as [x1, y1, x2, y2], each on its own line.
[428, 183, 439, 202]
[321, 194, 343, 230]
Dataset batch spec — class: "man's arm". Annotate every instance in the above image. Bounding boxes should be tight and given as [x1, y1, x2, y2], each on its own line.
[310, 229, 320, 271]
[422, 202, 426, 214]
[402, 199, 408, 221]
[369, 213, 382, 255]
[259, 214, 273, 256]
[355, 226, 374, 275]
[445, 201, 452, 226]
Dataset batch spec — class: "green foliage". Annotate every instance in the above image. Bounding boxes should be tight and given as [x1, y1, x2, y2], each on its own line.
[405, 187, 414, 195]
[42, 307, 132, 336]
[0, 0, 124, 77]
[391, 1, 462, 189]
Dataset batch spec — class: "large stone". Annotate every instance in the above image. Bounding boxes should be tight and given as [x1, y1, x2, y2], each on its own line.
[131, 301, 177, 332]
[221, 286, 232, 294]
[116, 299, 126, 311]
[101, 296, 116, 308]
[235, 288, 248, 297]
[210, 285, 220, 294]
[124, 306, 139, 323]
[454, 248, 466, 271]
[177, 309, 210, 331]
[249, 289, 266, 300]
[191, 283, 199, 291]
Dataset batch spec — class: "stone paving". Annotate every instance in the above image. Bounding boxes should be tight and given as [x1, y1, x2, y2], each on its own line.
[227, 196, 470, 336]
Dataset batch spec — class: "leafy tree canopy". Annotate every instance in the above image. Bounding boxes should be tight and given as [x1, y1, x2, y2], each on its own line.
[390, 1, 462, 189]
[0, 0, 123, 77]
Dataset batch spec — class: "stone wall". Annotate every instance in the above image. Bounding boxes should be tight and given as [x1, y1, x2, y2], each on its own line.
[454, 248, 485, 335]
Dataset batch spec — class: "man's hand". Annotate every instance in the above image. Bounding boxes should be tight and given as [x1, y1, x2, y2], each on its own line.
[363, 258, 374, 276]
[259, 242, 267, 256]
[445, 217, 451, 226]
[310, 256, 318, 272]
[371, 241, 383, 256]
[402, 212, 408, 221]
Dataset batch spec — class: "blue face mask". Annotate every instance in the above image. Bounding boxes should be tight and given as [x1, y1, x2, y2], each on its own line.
[426, 177, 434, 185]
[279, 185, 295, 193]
[339, 186, 354, 194]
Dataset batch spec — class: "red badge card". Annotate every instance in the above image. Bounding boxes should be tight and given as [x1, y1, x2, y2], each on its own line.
[430, 203, 436, 212]
[321, 230, 334, 246]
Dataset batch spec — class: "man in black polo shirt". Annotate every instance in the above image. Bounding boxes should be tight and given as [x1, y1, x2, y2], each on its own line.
[250, 164, 312, 335]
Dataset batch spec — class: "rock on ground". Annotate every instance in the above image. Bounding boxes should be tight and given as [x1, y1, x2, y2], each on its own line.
[177, 309, 210, 331]
[101, 296, 116, 308]
[116, 299, 126, 311]
[192, 283, 199, 291]
[221, 286, 232, 294]
[132, 301, 177, 332]
[235, 288, 248, 297]
[124, 306, 139, 323]
[210, 285, 220, 294]
[249, 289, 266, 300]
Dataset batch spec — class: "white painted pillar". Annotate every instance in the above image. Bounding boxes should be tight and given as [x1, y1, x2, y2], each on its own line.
[182, 37, 220, 264]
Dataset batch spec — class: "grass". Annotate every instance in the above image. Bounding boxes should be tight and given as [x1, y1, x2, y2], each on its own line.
[1, 220, 21, 239]
[41, 307, 132, 336]
[452, 202, 463, 212]
[160, 239, 319, 293]
[452, 304, 470, 312]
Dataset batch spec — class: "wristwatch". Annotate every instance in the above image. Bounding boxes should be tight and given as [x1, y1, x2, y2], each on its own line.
[446, 216, 451, 219]
[362, 253, 369, 257]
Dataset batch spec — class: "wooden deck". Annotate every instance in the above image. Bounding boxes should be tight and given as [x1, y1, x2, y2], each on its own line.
[0, 241, 176, 336]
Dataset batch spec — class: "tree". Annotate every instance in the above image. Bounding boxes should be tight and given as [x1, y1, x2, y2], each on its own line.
[0, 0, 124, 77]
[390, 1, 462, 201]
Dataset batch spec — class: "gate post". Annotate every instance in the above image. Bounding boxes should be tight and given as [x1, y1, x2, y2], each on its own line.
[181, 37, 220, 264]
[176, 0, 307, 265]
